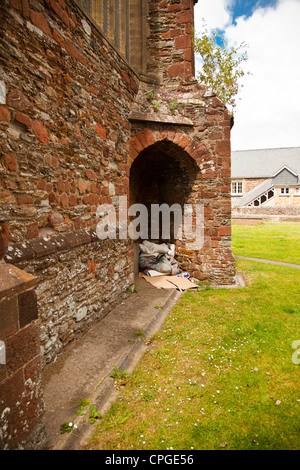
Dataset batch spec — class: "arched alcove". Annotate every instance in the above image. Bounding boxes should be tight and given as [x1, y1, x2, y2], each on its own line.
[129, 139, 200, 273]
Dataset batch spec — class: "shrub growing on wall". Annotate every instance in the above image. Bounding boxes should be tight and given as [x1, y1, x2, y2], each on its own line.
[193, 22, 249, 110]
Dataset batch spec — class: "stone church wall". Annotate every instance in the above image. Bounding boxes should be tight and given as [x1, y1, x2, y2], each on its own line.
[0, 0, 138, 366]
[1, 0, 236, 370]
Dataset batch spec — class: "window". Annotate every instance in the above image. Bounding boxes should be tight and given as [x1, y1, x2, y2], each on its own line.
[77, 0, 142, 68]
[231, 181, 243, 195]
[295, 187, 300, 195]
[280, 187, 290, 195]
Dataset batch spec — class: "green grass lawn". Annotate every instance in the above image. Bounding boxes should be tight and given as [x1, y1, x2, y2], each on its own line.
[232, 222, 300, 264]
[83, 223, 300, 451]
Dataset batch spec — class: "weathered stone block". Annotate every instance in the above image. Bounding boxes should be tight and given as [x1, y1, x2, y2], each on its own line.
[0, 296, 19, 340]
[6, 88, 33, 113]
[0, 0, 236, 377]
[26, 222, 39, 239]
[31, 120, 49, 144]
[18, 289, 38, 328]
[5, 324, 40, 375]
[0, 105, 9, 122]
[175, 35, 191, 49]
[30, 237, 56, 258]
[15, 111, 31, 127]
[216, 139, 231, 156]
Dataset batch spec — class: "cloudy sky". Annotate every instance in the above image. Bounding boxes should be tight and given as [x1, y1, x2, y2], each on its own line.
[194, 0, 300, 151]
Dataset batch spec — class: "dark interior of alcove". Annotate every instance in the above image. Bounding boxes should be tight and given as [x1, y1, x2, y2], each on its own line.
[129, 140, 199, 274]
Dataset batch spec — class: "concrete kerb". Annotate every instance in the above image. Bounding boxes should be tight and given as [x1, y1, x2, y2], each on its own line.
[52, 288, 182, 451]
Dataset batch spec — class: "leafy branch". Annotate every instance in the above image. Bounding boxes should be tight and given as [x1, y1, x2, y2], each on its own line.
[193, 21, 250, 110]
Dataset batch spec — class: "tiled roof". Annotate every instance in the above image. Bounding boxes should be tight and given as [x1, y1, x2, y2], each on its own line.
[231, 147, 300, 178]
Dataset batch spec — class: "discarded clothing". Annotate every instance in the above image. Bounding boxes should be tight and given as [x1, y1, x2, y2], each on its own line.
[139, 253, 179, 275]
[176, 272, 191, 279]
[139, 241, 179, 275]
[143, 269, 165, 277]
[139, 240, 175, 257]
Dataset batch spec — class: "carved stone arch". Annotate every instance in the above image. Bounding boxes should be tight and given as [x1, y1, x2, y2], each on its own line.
[129, 138, 200, 207]
[128, 133, 202, 279]
[128, 129, 210, 168]
[127, 127, 235, 284]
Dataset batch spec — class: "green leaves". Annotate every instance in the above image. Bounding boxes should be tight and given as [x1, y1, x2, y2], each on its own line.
[193, 22, 249, 110]
[89, 405, 101, 424]
[110, 365, 130, 386]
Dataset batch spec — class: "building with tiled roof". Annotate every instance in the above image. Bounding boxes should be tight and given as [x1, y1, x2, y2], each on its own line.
[231, 147, 300, 208]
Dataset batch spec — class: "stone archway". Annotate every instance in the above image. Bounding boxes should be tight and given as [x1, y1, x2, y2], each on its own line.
[130, 139, 199, 238]
[127, 128, 236, 285]
[129, 136, 200, 275]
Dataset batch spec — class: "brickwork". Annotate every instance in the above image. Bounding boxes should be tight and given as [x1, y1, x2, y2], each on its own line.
[128, 82, 235, 285]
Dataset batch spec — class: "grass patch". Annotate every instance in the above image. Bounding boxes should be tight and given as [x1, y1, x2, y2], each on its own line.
[232, 222, 300, 264]
[84, 260, 300, 450]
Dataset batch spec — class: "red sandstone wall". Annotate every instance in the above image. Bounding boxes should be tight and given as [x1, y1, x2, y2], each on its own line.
[0, 0, 139, 365]
[146, 0, 196, 84]
[128, 80, 236, 285]
[0, 0, 236, 368]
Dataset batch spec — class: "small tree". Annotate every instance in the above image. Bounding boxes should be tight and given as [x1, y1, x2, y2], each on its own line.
[193, 22, 249, 110]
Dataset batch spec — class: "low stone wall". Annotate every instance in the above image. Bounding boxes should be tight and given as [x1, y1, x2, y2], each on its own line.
[232, 206, 300, 222]
[0, 262, 46, 450]
[232, 217, 263, 225]
[4, 227, 134, 367]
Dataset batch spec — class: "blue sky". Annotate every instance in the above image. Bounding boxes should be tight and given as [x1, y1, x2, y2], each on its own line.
[213, 1, 280, 43]
[230, 0, 279, 22]
[194, 0, 300, 150]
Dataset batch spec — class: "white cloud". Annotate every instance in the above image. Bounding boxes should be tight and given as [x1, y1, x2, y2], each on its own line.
[194, 0, 233, 31]
[194, 0, 300, 150]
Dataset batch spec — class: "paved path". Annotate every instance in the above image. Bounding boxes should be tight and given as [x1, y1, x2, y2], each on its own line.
[235, 255, 300, 270]
[42, 277, 182, 450]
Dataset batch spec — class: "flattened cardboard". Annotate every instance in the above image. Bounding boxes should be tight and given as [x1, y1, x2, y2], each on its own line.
[140, 274, 175, 289]
[140, 273, 197, 291]
[167, 276, 197, 290]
